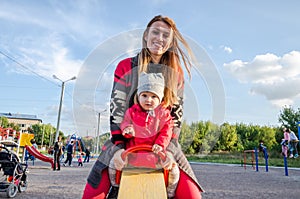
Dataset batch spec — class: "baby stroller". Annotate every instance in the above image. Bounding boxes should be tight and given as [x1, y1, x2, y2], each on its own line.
[0, 146, 28, 198]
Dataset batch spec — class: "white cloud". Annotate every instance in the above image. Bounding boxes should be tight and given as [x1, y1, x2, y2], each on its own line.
[224, 51, 300, 107]
[0, 1, 109, 81]
[3, 34, 82, 80]
[220, 45, 232, 54]
[270, 99, 295, 108]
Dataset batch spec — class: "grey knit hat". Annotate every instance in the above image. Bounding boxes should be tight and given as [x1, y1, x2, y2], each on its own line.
[137, 72, 165, 102]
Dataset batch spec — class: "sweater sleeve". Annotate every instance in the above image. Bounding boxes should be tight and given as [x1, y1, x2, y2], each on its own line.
[170, 82, 184, 139]
[110, 58, 133, 147]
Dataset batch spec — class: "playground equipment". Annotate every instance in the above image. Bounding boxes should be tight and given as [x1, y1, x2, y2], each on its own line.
[243, 149, 255, 170]
[66, 134, 87, 159]
[243, 147, 269, 172]
[298, 121, 300, 143]
[243, 146, 290, 176]
[19, 133, 54, 169]
[283, 156, 288, 176]
[0, 128, 22, 162]
[67, 134, 86, 152]
[115, 145, 168, 199]
[0, 127, 20, 142]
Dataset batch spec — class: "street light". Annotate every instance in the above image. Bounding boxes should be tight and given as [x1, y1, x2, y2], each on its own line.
[53, 75, 76, 143]
[96, 109, 107, 155]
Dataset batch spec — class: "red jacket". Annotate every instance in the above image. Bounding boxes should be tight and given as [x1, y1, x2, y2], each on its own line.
[120, 103, 173, 167]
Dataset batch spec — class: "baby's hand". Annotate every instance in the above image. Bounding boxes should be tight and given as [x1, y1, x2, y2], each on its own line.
[152, 144, 163, 154]
[122, 126, 135, 138]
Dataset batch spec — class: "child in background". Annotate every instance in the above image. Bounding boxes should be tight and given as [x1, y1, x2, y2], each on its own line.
[78, 153, 83, 167]
[281, 128, 290, 157]
[258, 140, 268, 159]
[287, 128, 299, 158]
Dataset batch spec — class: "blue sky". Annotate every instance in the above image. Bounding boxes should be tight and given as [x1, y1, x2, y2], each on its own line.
[1, 0, 300, 137]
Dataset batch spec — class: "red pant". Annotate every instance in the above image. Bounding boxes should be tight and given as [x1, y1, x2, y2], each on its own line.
[82, 168, 202, 199]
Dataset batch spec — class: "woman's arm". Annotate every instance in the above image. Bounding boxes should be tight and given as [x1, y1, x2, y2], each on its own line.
[170, 83, 184, 139]
[110, 58, 133, 148]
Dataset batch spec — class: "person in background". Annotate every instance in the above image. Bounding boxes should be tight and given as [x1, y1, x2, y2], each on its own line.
[281, 128, 290, 157]
[30, 139, 38, 165]
[78, 153, 84, 167]
[83, 147, 91, 163]
[60, 145, 65, 162]
[287, 128, 299, 158]
[258, 140, 268, 159]
[63, 140, 74, 167]
[53, 136, 63, 171]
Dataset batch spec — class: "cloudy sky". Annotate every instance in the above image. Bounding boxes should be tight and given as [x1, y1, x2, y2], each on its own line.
[1, 0, 300, 137]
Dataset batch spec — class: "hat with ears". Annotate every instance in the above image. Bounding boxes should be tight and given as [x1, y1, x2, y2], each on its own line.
[137, 72, 165, 102]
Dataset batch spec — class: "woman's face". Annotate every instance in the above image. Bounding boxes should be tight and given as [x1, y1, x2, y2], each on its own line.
[144, 21, 173, 63]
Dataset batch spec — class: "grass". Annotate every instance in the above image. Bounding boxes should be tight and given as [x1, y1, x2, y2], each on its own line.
[187, 151, 300, 168]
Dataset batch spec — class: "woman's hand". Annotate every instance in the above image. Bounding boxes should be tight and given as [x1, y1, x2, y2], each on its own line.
[161, 151, 176, 170]
[152, 144, 163, 154]
[122, 126, 135, 138]
[113, 149, 127, 170]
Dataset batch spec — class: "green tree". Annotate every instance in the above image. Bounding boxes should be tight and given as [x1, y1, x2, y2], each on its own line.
[194, 121, 219, 154]
[235, 123, 260, 150]
[0, 117, 9, 128]
[278, 106, 300, 133]
[258, 126, 277, 149]
[31, 124, 43, 144]
[31, 123, 58, 146]
[274, 126, 284, 152]
[179, 121, 195, 154]
[217, 123, 238, 151]
[8, 122, 20, 131]
[190, 121, 207, 153]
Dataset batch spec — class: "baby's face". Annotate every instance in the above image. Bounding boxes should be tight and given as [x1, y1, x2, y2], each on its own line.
[138, 91, 160, 111]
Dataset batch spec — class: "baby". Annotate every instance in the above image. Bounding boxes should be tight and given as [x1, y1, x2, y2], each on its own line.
[107, 72, 179, 199]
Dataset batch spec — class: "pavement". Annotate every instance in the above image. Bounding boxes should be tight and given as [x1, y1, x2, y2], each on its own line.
[1, 159, 299, 198]
[1, 159, 91, 199]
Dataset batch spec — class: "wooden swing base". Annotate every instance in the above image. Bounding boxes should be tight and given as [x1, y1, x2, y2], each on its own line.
[118, 168, 167, 199]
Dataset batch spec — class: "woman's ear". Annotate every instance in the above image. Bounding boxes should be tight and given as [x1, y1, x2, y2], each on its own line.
[143, 31, 148, 43]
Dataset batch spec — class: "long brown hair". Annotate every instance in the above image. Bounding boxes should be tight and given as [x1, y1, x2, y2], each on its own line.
[138, 15, 194, 107]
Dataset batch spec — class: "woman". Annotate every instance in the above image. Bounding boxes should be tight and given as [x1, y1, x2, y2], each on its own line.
[82, 15, 203, 199]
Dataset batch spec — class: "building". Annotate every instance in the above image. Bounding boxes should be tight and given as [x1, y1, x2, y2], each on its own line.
[0, 112, 42, 133]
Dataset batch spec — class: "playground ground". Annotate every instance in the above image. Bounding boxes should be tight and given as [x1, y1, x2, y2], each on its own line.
[5, 159, 300, 199]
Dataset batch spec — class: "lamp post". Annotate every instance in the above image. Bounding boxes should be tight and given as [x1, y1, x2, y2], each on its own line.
[96, 109, 107, 155]
[53, 75, 76, 142]
[298, 122, 300, 144]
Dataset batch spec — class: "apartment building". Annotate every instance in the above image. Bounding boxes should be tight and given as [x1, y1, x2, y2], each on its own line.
[0, 112, 42, 133]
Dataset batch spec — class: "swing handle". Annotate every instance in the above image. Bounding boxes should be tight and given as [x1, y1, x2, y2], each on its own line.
[115, 144, 168, 186]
